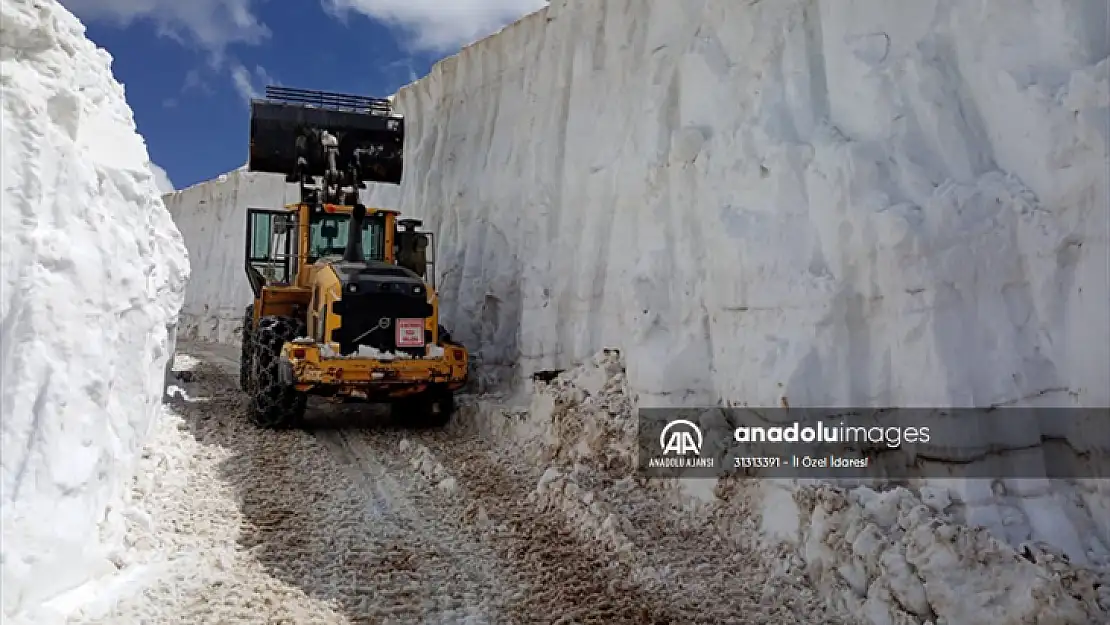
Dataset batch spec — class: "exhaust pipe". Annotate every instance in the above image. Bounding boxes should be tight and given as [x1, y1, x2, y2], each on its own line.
[343, 203, 366, 263]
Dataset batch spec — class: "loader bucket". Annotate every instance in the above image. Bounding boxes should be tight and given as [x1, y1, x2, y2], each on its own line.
[248, 86, 404, 185]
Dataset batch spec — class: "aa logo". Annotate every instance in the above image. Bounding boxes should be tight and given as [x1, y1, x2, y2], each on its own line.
[659, 419, 703, 456]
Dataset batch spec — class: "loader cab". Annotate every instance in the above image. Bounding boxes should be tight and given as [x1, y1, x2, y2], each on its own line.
[245, 203, 394, 297]
[244, 202, 438, 297]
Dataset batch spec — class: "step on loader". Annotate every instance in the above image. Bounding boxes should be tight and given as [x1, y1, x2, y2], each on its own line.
[241, 85, 468, 429]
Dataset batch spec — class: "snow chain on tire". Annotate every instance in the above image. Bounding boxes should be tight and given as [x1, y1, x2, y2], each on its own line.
[248, 315, 307, 429]
[239, 304, 254, 391]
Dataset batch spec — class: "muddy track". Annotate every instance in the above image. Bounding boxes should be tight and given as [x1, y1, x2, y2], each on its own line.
[319, 425, 688, 623]
[174, 341, 689, 623]
[411, 431, 848, 625]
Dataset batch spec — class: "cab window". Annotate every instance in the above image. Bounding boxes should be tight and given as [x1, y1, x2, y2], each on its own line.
[308, 212, 385, 262]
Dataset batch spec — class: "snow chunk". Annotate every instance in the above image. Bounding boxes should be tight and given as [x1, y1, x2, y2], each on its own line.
[317, 343, 416, 360]
[0, 0, 189, 619]
[357, 345, 413, 360]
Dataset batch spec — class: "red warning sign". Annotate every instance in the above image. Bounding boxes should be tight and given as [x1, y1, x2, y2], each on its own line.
[396, 318, 425, 347]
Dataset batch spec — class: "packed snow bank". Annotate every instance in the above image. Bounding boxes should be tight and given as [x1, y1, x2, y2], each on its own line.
[362, 0, 1109, 408]
[462, 351, 1109, 623]
[164, 170, 295, 344]
[0, 0, 189, 619]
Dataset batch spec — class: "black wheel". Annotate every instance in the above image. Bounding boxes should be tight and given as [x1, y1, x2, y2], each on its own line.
[392, 387, 455, 429]
[239, 304, 254, 391]
[247, 315, 308, 429]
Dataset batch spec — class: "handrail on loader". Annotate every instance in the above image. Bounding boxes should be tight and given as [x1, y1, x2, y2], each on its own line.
[263, 85, 394, 115]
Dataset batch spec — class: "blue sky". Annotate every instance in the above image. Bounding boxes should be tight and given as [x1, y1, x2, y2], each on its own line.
[59, 0, 546, 191]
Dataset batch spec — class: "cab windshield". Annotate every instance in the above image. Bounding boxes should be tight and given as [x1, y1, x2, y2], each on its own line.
[308, 212, 385, 262]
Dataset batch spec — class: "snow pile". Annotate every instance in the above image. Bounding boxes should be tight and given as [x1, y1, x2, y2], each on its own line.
[465, 349, 635, 473]
[0, 0, 189, 619]
[529, 466, 639, 557]
[480, 351, 1108, 623]
[163, 170, 295, 344]
[781, 484, 1108, 623]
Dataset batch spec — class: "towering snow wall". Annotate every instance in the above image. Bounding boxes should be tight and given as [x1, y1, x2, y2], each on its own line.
[164, 171, 296, 344]
[364, 0, 1110, 408]
[0, 0, 190, 619]
[171, 0, 1108, 557]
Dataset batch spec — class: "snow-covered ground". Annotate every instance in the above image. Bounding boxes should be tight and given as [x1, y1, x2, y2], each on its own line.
[0, 0, 188, 620]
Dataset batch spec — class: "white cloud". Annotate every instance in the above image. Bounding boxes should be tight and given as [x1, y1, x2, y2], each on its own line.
[149, 162, 175, 194]
[229, 63, 276, 102]
[321, 0, 548, 52]
[59, 0, 269, 60]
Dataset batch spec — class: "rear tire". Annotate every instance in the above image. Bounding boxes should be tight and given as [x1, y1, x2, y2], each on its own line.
[239, 304, 254, 391]
[247, 315, 308, 429]
[392, 387, 455, 429]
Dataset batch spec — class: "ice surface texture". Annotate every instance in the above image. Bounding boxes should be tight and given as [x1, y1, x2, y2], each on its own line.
[0, 0, 189, 618]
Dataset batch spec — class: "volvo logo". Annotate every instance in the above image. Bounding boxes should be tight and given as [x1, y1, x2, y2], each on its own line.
[351, 317, 392, 345]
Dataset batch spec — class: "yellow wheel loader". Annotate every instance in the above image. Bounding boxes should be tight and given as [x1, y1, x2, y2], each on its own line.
[240, 86, 468, 429]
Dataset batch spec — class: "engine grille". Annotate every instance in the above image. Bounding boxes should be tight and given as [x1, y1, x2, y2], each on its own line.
[333, 292, 432, 357]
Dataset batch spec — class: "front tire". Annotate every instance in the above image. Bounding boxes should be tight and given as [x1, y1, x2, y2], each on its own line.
[247, 315, 307, 429]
